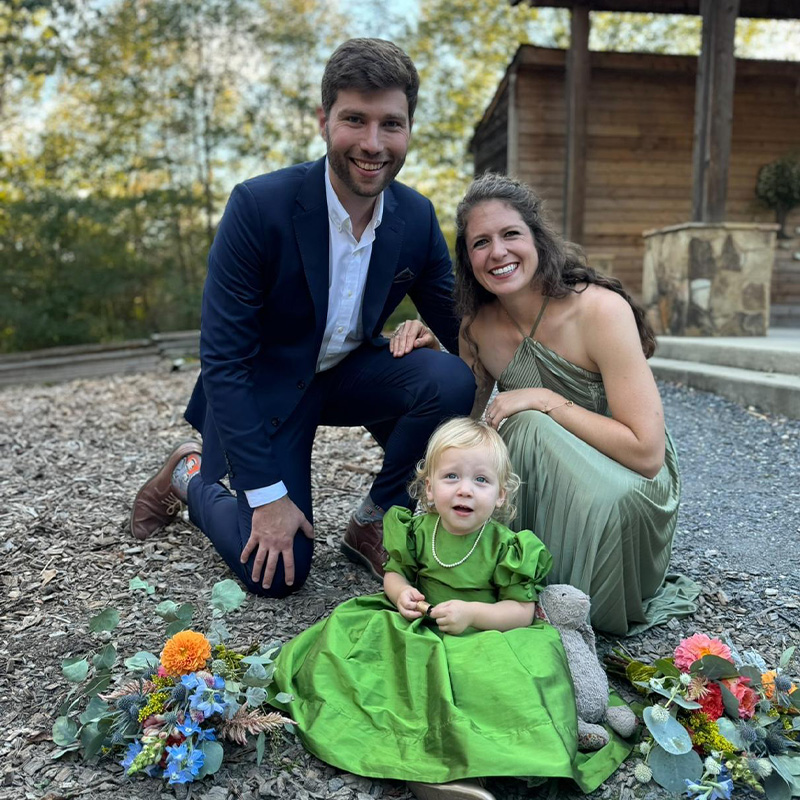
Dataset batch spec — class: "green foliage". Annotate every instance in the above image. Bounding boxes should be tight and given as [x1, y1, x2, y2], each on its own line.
[756, 156, 800, 236]
[648, 744, 703, 793]
[643, 706, 693, 755]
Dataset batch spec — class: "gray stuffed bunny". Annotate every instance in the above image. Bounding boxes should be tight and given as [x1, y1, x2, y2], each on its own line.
[538, 584, 637, 751]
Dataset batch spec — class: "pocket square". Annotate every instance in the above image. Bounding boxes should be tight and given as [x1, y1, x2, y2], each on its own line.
[392, 267, 416, 283]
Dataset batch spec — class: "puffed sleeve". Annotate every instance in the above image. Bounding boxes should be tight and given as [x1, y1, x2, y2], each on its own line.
[493, 528, 553, 603]
[382, 506, 421, 583]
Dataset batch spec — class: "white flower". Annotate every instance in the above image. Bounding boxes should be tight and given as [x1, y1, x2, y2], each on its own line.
[680, 672, 692, 686]
[634, 763, 653, 784]
[704, 756, 722, 776]
[650, 705, 670, 724]
[638, 740, 652, 756]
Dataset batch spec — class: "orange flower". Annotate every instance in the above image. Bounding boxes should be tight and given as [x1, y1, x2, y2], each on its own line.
[762, 670, 797, 701]
[161, 630, 211, 676]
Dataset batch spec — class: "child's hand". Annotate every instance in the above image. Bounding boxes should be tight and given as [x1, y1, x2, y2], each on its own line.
[431, 600, 473, 635]
[397, 586, 427, 621]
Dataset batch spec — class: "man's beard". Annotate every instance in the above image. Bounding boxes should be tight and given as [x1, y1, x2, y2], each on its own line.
[326, 133, 405, 198]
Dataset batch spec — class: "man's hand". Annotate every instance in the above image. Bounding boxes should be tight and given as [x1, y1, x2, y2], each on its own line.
[396, 585, 427, 621]
[241, 495, 314, 589]
[389, 320, 439, 357]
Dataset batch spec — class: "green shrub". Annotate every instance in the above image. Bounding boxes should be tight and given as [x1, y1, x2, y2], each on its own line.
[755, 155, 800, 238]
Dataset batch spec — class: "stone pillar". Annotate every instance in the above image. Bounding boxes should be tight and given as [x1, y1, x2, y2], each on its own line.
[642, 222, 778, 336]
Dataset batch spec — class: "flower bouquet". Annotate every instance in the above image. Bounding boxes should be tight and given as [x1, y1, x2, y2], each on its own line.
[606, 634, 800, 799]
[53, 578, 296, 785]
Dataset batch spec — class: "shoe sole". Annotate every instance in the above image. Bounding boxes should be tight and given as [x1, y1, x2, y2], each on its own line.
[130, 440, 201, 540]
[339, 540, 384, 581]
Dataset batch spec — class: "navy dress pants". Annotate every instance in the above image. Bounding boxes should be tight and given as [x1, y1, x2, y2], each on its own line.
[187, 344, 475, 598]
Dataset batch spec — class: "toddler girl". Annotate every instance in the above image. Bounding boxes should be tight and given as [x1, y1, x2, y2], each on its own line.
[272, 418, 629, 799]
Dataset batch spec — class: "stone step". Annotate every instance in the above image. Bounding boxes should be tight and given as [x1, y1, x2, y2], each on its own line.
[656, 335, 800, 375]
[650, 356, 800, 419]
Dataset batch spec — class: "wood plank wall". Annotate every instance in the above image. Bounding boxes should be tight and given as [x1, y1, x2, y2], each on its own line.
[480, 48, 800, 305]
[473, 82, 510, 177]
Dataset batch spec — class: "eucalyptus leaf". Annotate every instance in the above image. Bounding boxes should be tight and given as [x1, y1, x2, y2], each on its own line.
[654, 658, 681, 678]
[739, 665, 763, 687]
[769, 755, 800, 793]
[243, 661, 270, 687]
[61, 656, 90, 683]
[649, 744, 703, 793]
[719, 681, 740, 719]
[637, 682, 699, 709]
[245, 686, 267, 706]
[83, 673, 112, 697]
[274, 691, 294, 704]
[242, 654, 274, 666]
[165, 618, 191, 637]
[793, 718, 800, 731]
[88, 608, 119, 633]
[52, 716, 79, 747]
[51, 746, 80, 759]
[256, 731, 266, 765]
[92, 643, 116, 671]
[764, 771, 792, 800]
[225, 679, 242, 694]
[78, 696, 109, 725]
[129, 577, 155, 594]
[176, 602, 194, 620]
[207, 619, 230, 646]
[643, 707, 692, 755]
[198, 740, 224, 777]
[155, 600, 180, 620]
[123, 651, 159, 672]
[210, 579, 246, 615]
[779, 646, 796, 670]
[716, 717, 745, 749]
[691, 655, 740, 680]
[80, 719, 111, 760]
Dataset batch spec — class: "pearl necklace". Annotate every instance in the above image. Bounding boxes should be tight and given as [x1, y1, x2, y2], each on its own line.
[431, 515, 487, 568]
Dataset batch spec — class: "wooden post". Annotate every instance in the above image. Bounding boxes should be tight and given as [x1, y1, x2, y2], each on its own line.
[564, 3, 590, 243]
[691, 0, 740, 222]
[507, 68, 520, 178]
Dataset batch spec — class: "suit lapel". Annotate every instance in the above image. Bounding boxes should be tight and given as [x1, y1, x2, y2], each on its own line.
[294, 159, 329, 344]
[362, 186, 404, 339]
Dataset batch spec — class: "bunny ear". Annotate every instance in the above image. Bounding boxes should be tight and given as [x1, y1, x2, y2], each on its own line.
[534, 602, 549, 623]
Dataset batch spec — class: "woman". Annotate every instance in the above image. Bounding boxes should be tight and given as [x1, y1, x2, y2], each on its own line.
[391, 173, 698, 635]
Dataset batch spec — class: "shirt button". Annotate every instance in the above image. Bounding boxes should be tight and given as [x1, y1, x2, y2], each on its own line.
[271, 418, 280, 427]
[297, 380, 306, 390]
[337, 326, 344, 333]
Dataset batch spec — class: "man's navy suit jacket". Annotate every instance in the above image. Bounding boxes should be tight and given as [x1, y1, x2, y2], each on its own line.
[185, 157, 461, 493]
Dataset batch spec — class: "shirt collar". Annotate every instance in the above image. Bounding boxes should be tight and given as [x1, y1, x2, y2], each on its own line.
[324, 157, 384, 236]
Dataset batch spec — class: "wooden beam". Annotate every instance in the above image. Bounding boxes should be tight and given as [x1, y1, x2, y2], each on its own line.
[564, 4, 590, 242]
[507, 68, 520, 177]
[691, 0, 740, 222]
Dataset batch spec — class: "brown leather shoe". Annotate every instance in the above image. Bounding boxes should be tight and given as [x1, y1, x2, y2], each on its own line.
[407, 781, 496, 800]
[341, 516, 387, 579]
[130, 441, 201, 541]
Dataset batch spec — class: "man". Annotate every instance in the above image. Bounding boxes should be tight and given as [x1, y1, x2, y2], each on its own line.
[130, 38, 475, 599]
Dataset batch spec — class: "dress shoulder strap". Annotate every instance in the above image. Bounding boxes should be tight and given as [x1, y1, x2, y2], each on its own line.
[529, 296, 551, 339]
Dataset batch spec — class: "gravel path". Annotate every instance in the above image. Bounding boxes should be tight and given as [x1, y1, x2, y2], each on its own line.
[1, 368, 798, 800]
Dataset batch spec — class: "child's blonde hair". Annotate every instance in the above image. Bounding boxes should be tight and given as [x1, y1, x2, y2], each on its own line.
[408, 417, 521, 523]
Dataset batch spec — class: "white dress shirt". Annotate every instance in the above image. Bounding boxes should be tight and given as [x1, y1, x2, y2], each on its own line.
[244, 159, 384, 508]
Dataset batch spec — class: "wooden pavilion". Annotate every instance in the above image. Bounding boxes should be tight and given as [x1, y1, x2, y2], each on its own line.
[472, 1, 800, 325]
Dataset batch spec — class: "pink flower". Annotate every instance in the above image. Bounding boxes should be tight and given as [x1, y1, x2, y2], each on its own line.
[157, 665, 168, 677]
[673, 633, 732, 672]
[722, 676, 758, 719]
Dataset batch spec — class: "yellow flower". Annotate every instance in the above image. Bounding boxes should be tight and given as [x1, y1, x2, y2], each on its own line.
[161, 630, 211, 676]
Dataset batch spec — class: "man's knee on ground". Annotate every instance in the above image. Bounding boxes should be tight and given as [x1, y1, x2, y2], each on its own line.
[417, 352, 476, 414]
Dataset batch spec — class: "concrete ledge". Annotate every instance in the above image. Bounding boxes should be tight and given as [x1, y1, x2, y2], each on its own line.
[650, 357, 800, 418]
[656, 336, 800, 375]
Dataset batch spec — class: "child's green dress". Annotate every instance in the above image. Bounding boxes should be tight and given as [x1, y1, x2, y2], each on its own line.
[272, 507, 630, 791]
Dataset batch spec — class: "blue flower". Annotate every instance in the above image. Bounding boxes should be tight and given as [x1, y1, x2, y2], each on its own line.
[176, 717, 201, 737]
[181, 673, 204, 691]
[711, 770, 733, 800]
[212, 675, 225, 690]
[185, 748, 205, 776]
[121, 740, 142, 770]
[197, 726, 216, 742]
[166, 741, 189, 764]
[190, 687, 225, 716]
[164, 764, 194, 785]
[685, 780, 705, 798]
